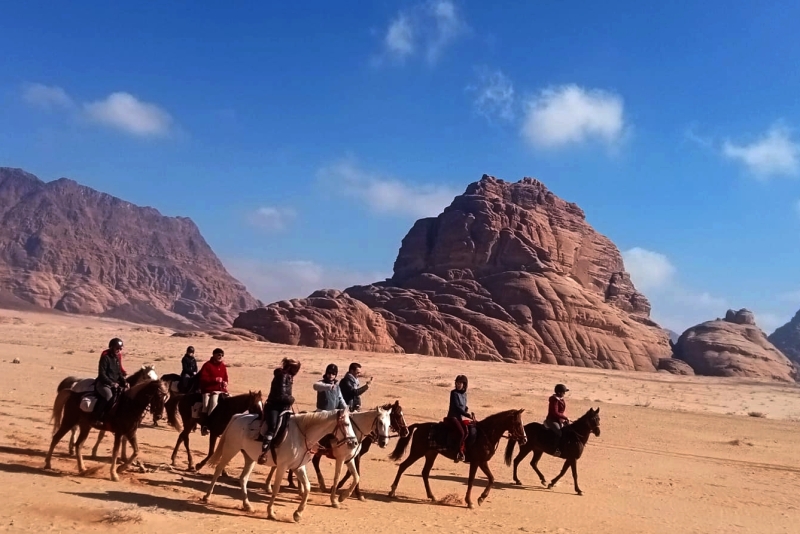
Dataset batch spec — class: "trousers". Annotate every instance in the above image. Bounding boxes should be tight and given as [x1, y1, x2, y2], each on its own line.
[202, 392, 220, 415]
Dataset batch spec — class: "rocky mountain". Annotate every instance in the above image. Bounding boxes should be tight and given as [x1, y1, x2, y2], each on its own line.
[0, 167, 261, 329]
[671, 308, 797, 383]
[767, 310, 800, 365]
[234, 175, 672, 370]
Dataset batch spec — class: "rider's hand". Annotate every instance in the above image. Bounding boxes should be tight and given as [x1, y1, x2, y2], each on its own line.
[470, 412, 476, 420]
[367, 377, 374, 385]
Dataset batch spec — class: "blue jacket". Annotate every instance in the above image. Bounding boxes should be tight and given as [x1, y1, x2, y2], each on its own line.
[447, 389, 470, 419]
[313, 377, 347, 411]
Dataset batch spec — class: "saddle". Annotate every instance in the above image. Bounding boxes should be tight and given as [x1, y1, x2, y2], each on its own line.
[261, 410, 293, 464]
[430, 418, 477, 459]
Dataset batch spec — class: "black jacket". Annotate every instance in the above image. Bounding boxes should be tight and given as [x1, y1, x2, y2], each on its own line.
[97, 349, 126, 389]
[181, 354, 198, 378]
[447, 389, 470, 419]
[340, 372, 369, 411]
[266, 368, 295, 409]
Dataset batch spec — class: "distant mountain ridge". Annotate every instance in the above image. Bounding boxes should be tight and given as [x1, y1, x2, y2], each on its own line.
[0, 167, 261, 329]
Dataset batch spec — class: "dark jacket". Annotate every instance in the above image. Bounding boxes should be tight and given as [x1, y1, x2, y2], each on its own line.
[267, 368, 295, 409]
[181, 354, 198, 378]
[447, 389, 470, 419]
[340, 372, 369, 411]
[97, 349, 126, 389]
[313, 377, 346, 411]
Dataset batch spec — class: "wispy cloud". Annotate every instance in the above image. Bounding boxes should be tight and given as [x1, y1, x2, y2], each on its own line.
[246, 206, 296, 232]
[722, 123, 799, 179]
[375, 0, 468, 66]
[621, 247, 676, 292]
[521, 84, 626, 149]
[21, 83, 74, 110]
[317, 157, 458, 218]
[466, 67, 515, 123]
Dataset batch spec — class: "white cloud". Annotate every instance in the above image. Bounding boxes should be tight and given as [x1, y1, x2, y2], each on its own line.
[376, 0, 467, 66]
[227, 258, 388, 304]
[752, 311, 786, 335]
[521, 84, 626, 149]
[722, 123, 799, 179]
[247, 206, 296, 232]
[317, 158, 459, 218]
[622, 247, 676, 292]
[466, 67, 515, 123]
[83, 92, 173, 137]
[21, 83, 74, 110]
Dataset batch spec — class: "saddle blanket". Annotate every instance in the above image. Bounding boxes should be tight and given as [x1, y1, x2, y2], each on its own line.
[70, 378, 95, 394]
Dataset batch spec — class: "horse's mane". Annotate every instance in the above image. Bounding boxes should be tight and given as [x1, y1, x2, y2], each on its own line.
[477, 409, 519, 427]
[293, 409, 339, 432]
[125, 378, 161, 398]
[572, 408, 598, 425]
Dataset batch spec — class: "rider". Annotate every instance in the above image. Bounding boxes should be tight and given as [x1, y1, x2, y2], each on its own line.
[313, 363, 347, 411]
[545, 384, 570, 437]
[179, 345, 198, 393]
[340, 362, 372, 412]
[198, 348, 228, 435]
[446, 374, 473, 462]
[93, 337, 128, 424]
[257, 357, 301, 464]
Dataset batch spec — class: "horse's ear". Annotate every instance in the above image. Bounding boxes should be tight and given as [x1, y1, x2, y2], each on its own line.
[517, 408, 525, 414]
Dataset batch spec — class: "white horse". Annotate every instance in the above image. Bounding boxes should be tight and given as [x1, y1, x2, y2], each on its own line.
[266, 405, 392, 506]
[201, 408, 358, 522]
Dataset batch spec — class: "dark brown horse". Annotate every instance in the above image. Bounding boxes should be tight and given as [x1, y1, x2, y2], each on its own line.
[504, 407, 601, 495]
[54, 364, 159, 460]
[286, 400, 411, 500]
[45, 378, 169, 481]
[165, 390, 263, 471]
[388, 409, 527, 508]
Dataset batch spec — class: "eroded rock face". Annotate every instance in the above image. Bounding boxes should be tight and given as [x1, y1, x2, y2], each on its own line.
[234, 175, 672, 370]
[768, 310, 800, 365]
[672, 309, 797, 382]
[657, 357, 695, 376]
[0, 167, 261, 329]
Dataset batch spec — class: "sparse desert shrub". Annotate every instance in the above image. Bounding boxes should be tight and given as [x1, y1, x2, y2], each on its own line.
[747, 411, 766, 418]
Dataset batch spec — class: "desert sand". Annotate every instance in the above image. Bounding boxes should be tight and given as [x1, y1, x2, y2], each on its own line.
[1, 307, 799, 533]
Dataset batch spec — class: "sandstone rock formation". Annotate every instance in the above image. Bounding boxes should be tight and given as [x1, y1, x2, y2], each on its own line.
[657, 357, 695, 376]
[767, 310, 800, 365]
[672, 308, 797, 382]
[0, 167, 260, 329]
[235, 175, 672, 370]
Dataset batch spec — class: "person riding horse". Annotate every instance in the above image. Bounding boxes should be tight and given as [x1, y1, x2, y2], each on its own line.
[446, 374, 474, 462]
[545, 383, 570, 439]
[257, 357, 301, 464]
[93, 337, 128, 424]
[313, 363, 347, 411]
[198, 348, 228, 435]
[179, 345, 199, 393]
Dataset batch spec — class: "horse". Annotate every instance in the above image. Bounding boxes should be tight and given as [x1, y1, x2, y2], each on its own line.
[285, 400, 410, 501]
[165, 389, 263, 471]
[267, 404, 393, 506]
[201, 408, 358, 523]
[388, 409, 527, 509]
[504, 407, 601, 495]
[44, 378, 169, 481]
[154, 372, 183, 426]
[54, 364, 159, 460]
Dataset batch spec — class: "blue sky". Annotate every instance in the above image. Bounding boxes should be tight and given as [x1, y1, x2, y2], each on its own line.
[2, 1, 800, 334]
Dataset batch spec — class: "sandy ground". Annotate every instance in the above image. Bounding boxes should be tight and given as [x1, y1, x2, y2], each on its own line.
[1, 308, 799, 533]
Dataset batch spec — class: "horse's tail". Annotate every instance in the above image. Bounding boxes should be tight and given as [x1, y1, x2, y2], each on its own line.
[504, 434, 517, 466]
[205, 414, 237, 468]
[50, 389, 72, 434]
[388, 422, 419, 462]
[165, 394, 183, 432]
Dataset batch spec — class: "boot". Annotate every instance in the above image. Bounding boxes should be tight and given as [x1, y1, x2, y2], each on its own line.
[200, 413, 209, 436]
[257, 437, 272, 465]
[93, 397, 107, 424]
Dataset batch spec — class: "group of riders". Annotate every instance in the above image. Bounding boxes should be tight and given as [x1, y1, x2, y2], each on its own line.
[91, 337, 571, 463]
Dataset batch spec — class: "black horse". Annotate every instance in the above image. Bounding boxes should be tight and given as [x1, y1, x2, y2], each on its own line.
[504, 407, 601, 495]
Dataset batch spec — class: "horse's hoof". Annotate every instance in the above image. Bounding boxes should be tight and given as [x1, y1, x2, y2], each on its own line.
[243, 503, 253, 512]
[293, 511, 302, 522]
[540, 480, 547, 487]
[268, 514, 278, 521]
[338, 493, 348, 503]
[576, 490, 583, 496]
[478, 497, 485, 506]
[467, 502, 474, 510]
[358, 495, 366, 502]
[514, 480, 522, 486]
[201, 495, 209, 503]
[331, 500, 339, 508]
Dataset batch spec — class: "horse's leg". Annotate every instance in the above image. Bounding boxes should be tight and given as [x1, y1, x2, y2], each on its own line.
[547, 459, 571, 490]
[388, 446, 425, 498]
[110, 433, 123, 482]
[68, 426, 76, 456]
[118, 433, 138, 472]
[183, 433, 194, 470]
[337, 457, 360, 504]
[530, 449, 547, 486]
[312, 453, 326, 492]
[91, 430, 104, 459]
[264, 466, 275, 494]
[329, 454, 344, 508]
[170, 430, 186, 467]
[511, 442, 532, 485]
[476, 460, 495, 506]
[569, 459, 582, 495]
[73, 424, 91, 475]
[293, 465, 312, 523]
[420, 452, 439, 502]
[45, 421, 75, 470]
[201, 440, 240, 503]
[121, 436, 129, 464]
[267, 463, 285, 521]
[239, 456, 257, 512]
[464, 460, 479, 509]
[287, 468, 296, 489]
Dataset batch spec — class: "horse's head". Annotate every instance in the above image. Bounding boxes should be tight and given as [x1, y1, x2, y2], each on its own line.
[388, 400, 409, 438]
[248, 390, 264, 417]
[335, 409, 359, 448]
[587, 407, 601, 437]
[374, 405, 392, 448]
[509, 408, 527, 445]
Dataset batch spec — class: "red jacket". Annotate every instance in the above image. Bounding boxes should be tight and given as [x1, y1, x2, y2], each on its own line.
[198, 359, 228, 393]
[546, 394, 568, 424]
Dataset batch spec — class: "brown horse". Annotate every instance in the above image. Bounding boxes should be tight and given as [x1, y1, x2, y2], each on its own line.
[55, 365, 159, 460]
[504, 407, 601, 495]
[45, 378, 169, 481]
[388, 409, 527, 508]
[165, 390, 263, 471]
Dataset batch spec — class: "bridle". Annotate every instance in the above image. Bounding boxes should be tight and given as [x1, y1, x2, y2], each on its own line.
[330, 411, 358, 447]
